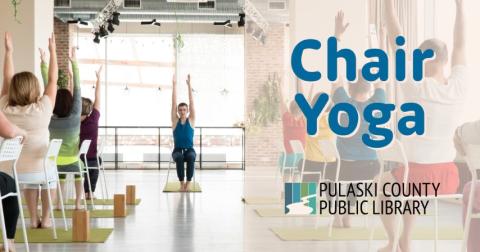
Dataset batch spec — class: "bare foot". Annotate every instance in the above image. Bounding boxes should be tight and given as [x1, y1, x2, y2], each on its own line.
[40, 217, 52, 229]
[180, 182, 186, 192]
[30, 218, 41, 229]
[378, 243, 401, 252]
[185, 182, 191, 192]
[332, 215, 343, 228]
[399, 235, 411, 252]
[342, 215, 351, 228]
[0, 240, 16, 252]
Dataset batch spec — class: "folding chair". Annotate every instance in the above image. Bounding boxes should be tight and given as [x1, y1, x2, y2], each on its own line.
[17, 139, 67, 239]
[277, 143, 303, 183]
[0, 137, 29, 252]
[58, 140, 94, 209]
[462, 144, 480, 252]
[289, 140, 307, 182]
[82, 138, 108, 200]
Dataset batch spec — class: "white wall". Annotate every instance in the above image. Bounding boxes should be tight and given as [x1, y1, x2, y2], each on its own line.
[0, 0, 53, 79]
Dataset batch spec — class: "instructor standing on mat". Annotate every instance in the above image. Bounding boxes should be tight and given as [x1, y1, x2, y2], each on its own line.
[171, 74, 196, 192]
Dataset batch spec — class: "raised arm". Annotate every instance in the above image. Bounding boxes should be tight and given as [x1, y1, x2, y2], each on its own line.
[2, 32, 14, 97]
[44, 33, 58, 105]
[69, 47, 82, 116]
[374, 25, 387, 91]
[39, 48, 49, 87]
[332, 11, 349, 94]
[384, 0, 404, 44]
[171, 75, 178, 127]
[93, 65, 103, 111]
[278, 79, 288, 115]
[452, 0, 466, 67]
[186, 74, 195, 126]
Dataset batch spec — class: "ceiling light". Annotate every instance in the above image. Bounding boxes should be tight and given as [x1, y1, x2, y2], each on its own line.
[99, 25, 109, 37]
[141, 19, 161, 26]
[238, 13, 245, 27]
[107, 20, 115, 33]
[93, 32, 100, 44]
[112, 12, 120, 25]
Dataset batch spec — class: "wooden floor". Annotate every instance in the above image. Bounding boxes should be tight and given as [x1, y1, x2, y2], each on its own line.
[15, 170, 464, 252]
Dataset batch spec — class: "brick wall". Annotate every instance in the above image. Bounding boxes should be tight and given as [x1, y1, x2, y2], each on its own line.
[245, 24, 286, 168]
[53, 17, 71, 74]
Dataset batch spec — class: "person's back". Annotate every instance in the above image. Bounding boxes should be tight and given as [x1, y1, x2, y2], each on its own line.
[401, 65, 468, 163]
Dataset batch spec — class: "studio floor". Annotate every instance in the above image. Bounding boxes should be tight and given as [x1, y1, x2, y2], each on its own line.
[19, 170, 464, 252]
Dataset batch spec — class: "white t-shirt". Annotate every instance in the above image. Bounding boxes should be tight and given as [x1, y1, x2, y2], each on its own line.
[399, 65, 469, 164]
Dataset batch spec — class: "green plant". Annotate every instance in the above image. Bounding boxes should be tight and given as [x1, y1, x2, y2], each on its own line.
[57, 70, 69, 89]
[246, 73, 281, 133]
[11, 0, 21, 23]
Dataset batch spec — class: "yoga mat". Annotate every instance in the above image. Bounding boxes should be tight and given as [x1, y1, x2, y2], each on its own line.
[23, 209, 130, 218]
[242, 197, 282, 205]
[255, 208, 435, 217]
[255, 208, 327, 217]
[271, 226, 463, 241]
[64, 198, 141, 206]
[163, 182, 202, 192]
[14, 228, 113, 243]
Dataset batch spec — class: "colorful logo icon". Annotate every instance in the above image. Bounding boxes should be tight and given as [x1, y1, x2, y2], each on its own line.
[284, 183, 317, 215]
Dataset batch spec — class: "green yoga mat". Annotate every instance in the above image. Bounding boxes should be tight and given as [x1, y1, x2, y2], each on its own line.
[64, 198, 141, 206]
[271, 226, 463, 241]
[14, 228, 113, 243]
[163, 182, 201, 192]
[242, 197, 282, 205]
[23, 209, 129, 218]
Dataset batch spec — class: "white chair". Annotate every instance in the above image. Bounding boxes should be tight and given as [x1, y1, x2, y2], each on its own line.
[0, 137, 29, 252]
[17, 139, 68, 239]
[58, 140, 94, 209]
[369, 139, 462, 252]
[462, 144, 480, 252]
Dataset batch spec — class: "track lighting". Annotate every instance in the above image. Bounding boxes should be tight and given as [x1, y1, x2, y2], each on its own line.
[93, 32, 100, 44]
[107, 20, 115, 33]
[112, 12, 120, 26]
[99, 25, 109, 37]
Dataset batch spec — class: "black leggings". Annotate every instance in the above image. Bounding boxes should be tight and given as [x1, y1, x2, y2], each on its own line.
[172, 148, 196, 182]
[0, 172, 19, 239]
[82, 157, 102, 193]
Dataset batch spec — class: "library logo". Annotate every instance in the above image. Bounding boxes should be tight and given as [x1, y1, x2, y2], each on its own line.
[284, 183, 317, 215]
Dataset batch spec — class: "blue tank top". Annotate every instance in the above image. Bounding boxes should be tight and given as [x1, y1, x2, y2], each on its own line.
[173, 118, 194, 149]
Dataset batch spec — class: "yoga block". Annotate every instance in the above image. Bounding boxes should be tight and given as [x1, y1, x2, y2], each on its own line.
[126, 185, 136, 205]
[72, 210, 90, 242]
[114, 194, 127, 217]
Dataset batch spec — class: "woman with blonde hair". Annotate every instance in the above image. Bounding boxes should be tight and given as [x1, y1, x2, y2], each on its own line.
[0, 32, 58, 229]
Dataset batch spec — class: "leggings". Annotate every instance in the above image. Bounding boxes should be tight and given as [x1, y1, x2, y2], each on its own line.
[82, 157, 102, 193]
[0, 172, 19, 239]
[172, 148, 196, 182]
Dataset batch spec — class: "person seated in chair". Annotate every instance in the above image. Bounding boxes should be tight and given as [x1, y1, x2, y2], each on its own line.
[0, 109, 27, 252]
[171, 74, 196, 192]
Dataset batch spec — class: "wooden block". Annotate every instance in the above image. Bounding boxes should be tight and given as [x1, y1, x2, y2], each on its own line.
[126, 185, 136, 205]
[72, 210, 90, 242]
[114, 194, 126, 217]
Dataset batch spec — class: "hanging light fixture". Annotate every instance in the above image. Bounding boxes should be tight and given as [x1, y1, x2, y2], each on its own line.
[93, 32, 101, 44]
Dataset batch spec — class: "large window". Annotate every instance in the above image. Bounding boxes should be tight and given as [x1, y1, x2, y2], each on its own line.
[75, 32, 245, 169]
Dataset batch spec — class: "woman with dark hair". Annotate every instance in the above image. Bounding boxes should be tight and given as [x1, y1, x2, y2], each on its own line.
[80, 65, 103, 200]
[41, 47, 85, 210]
